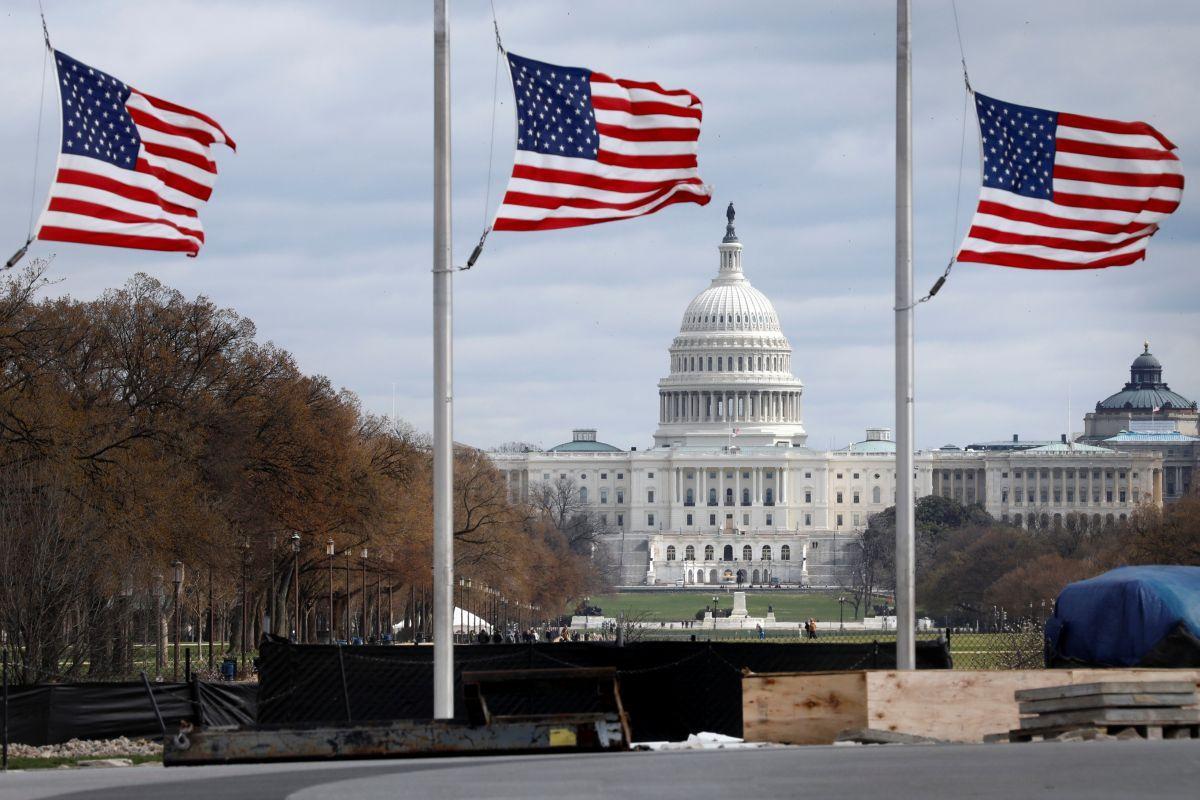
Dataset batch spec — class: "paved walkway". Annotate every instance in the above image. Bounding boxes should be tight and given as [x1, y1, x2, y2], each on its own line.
[3, 740, 1198, 800]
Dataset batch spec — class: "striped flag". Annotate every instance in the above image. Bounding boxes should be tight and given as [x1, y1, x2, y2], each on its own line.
[492, 52, 710, 232]
[957, 92, 1182, 270]
[35, 50, 235, 256]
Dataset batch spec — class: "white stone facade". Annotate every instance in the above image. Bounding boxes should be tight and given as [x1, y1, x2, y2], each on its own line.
[489, 215, 1167, 587]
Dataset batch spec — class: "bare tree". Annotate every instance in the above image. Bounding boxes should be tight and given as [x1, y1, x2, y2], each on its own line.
[527, 475, 607, 555]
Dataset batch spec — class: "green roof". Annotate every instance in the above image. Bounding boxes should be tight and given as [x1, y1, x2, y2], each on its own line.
[547, 439, 623, 453]
[1025, 442, 1113, 453]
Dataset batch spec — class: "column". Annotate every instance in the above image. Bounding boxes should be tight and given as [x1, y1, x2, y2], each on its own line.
[734, 469, 741, 514]
[780, 466, 787, 503]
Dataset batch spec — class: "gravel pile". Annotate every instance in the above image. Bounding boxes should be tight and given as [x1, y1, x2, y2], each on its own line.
[8, 737, 162, 760]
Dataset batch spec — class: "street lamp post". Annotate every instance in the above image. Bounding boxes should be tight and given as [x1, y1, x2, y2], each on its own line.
[838, 596, 846, 631]
[290, 533, 301, 642]
[465, 578, 473, 639]
[360, 548, 369, 642]
[171, 561, 184, 682]
[326, 539, 335, 643]
[343, 550, 352, 639]
[240, 542, 250, 670]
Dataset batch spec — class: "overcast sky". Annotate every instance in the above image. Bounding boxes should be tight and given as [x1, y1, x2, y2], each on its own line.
[1, 1, 1197, 452]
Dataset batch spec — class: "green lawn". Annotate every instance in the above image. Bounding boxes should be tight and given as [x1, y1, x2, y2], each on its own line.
[589, 591, 877, 623]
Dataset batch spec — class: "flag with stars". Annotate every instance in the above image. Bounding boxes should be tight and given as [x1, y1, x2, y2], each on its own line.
[957, 92, 1182, 270]
[35, 50, 235, 256]
[492, 52, 710, 232]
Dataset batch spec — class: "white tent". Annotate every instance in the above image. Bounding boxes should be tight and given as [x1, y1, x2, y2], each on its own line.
[392, 606, 491, 634]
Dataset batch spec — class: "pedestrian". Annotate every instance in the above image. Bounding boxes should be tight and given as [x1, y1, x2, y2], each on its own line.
[755, 623, 764, 640]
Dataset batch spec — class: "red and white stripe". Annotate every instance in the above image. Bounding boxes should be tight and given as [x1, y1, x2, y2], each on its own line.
[493, 71, 710, 232]
[37, 82, 235, 256]
[958, 109, 1182, 270]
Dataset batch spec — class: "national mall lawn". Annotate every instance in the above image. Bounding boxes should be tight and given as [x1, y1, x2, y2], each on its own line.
[589, 590, 879, 623]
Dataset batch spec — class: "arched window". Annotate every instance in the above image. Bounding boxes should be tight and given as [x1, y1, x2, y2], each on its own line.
[742, 488, 750, 506]
[579, 487, 588, 503]
[761, 545, 772, 561]
[742, 545, 752, 561]
[738, 356, 744, 371]
[872, 486, 881, 504]
[666, 545, 676, 561]
[707, 356, 712, 370]
[780, 545, 791, 561]
[727, 357, 734, 371]
[723, 544, 733, 561]
[708, 488, 717, 506]
[725, 488, 734, 506]
[752, 569, 760, 585]
[765, 488, 774, 506]
[685, 545, 695, 560]
[704, 544, 714, 560]
[717, 358, 723, 372]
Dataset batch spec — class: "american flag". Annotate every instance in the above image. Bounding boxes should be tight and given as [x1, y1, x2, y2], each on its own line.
[957, 92, 1182, 270]
[35, 50, 235, 256]
[492, 52, 710, 232]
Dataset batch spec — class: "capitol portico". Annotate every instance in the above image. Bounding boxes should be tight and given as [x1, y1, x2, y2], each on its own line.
[490, 206, 1189, 588]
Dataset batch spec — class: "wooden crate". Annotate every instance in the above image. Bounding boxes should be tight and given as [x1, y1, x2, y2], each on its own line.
[741, 669, 1200, 745]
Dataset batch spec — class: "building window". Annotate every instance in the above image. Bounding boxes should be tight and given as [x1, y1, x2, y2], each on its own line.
[804, 513, 812, 526]
[617, 514, 624, 526]
[600, 472, 607, 480]
[708, 488, 717, 506]
[765, 513, 773, 526]
[580, 473, 587, 480]
[1119, 490, 1127, 503]
[805, 490, 812, 503]
[836, 514, 844, 527]
[560, 473, 566, 479]
[648, 513, 656, 527]
[600, 514, 607, 526]
[804, 472, 811, 479]
[781, 545, 791, 561]
[579, 487, 588, 503]
[852, 491, 860, 504]
[686, 513, 693, 526]
[1002, 488, 1009, 504]
[1105, 490, 1113, 503]
[725, 488, 734, 506]
[872, 486, 881, 503]
[742, 545, 752, 561]
[853, 473, 860, 480]
[666, 545, 675, 561]
[617, 490, 625, 504]
[648, 471, 655, 479]
[852, 513, 861, 527]
[709, 471, 717, 479]
[837, 473, 843, 479]
[765, 471, 774, 479]
[647, 489, 655, 503]
[543, 473, 550, 480]
[709, 514, 716, 526]
[617, 472, 624, 480]
[742, 488, 751, 506]
[765, 488, 774, 506]
[685, 545, 695, 560]
[723, 544, 733, 560]
[742, 513, 749, 525]
[742, 471, 750, 479]
[685, 488, 695, 506]
[762, 545, 772, 560]
[836, 491, 844, 503]
[705, 545, 714, 560]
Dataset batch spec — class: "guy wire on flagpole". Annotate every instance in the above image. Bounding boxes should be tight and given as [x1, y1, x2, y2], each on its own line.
[6, 7, 53, 270]
[897, 0, 973, 308]
[459, 0, 505, 271]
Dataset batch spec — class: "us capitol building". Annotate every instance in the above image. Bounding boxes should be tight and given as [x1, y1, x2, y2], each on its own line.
[491, 206, 1198, 587]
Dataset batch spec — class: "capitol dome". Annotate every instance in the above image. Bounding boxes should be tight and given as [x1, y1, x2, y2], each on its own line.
[653, 205, 807, 449]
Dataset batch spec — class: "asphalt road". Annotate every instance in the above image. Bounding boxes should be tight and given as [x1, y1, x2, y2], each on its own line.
[3, 740, 1199, 800]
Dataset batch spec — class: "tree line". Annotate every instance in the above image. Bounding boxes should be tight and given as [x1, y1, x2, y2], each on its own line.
[843, 491, 1200, 625]
[0, 260, 601, 682]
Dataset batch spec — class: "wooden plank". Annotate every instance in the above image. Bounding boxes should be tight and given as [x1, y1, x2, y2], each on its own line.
[741, 671, 867, 746]
[741, 669, 1200, 745]
[1015, 680, 1196, 702]
[1019, 707, 1200, 731]
[1018, 691, 1196, 714]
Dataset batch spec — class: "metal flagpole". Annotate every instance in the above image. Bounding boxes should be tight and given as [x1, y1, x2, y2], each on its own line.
[432, 0, 456, 718]
[894, 0, 916, 670]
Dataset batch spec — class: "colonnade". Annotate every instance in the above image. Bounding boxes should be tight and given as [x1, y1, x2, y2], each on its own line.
[659, 389, 801, 424]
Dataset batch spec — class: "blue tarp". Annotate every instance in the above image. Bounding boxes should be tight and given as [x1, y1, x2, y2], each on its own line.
[1045, 565, 1200, 667]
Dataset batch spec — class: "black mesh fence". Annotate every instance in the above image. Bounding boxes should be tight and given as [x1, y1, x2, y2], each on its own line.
[5, 680, 257, 746]
[256, 636, 951, 741]
[626, 624, 1047, 671]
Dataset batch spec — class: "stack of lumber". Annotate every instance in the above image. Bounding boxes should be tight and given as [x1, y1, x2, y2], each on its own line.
[1010, 680, 1200, 742]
